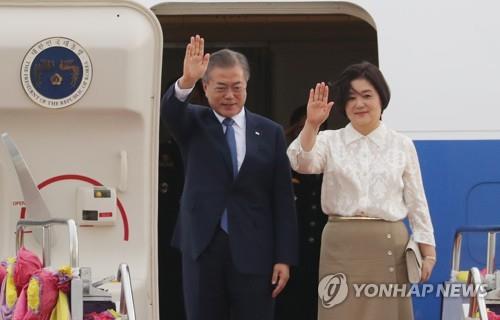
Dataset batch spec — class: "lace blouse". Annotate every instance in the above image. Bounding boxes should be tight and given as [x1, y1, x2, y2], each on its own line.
[287, 122, 435, 246]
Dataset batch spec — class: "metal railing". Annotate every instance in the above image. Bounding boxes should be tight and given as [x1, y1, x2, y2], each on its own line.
[117, 263, 136, 320]
[452, 225, 500, 276]
[467, 267, 488, 320]
[16, 218, 79, 268]
[15, 219, 136, 319]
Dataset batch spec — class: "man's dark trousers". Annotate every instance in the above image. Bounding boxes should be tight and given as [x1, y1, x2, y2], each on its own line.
[182, 228, 275, 320]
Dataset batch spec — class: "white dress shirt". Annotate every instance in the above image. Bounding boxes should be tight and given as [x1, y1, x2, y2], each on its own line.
[174, 80, 246, 171]
[287, 122, 435, 246]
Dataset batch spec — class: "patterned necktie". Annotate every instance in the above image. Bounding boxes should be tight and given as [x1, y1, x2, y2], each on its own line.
[220, 117, 237, 233]
[223, 118, 238, 177]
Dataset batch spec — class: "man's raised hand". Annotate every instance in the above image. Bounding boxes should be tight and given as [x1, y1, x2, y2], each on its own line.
[179, 35, 210, 89]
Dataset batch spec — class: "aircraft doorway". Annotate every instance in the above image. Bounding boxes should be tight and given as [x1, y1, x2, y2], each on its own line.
[154, 3, 377, 319]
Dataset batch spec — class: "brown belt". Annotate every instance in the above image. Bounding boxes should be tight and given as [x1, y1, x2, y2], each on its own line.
[328, 215, 383, 222]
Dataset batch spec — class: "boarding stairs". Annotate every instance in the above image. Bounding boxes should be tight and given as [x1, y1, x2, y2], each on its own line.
[441, 226, 500, 320]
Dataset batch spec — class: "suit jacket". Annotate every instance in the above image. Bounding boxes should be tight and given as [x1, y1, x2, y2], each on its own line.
[161, 84, 298, 274]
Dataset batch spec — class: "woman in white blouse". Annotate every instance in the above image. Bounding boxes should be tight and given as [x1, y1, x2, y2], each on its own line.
[287, 62, 436, 320]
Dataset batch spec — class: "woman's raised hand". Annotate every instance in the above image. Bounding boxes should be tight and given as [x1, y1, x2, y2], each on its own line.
[179, 35, 210, 89]
[306, 82, 334, 128]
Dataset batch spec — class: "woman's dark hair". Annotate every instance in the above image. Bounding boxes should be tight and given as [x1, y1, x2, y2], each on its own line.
[332, 61, 391, 117]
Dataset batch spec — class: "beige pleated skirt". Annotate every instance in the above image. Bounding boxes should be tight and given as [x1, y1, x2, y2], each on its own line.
[318, 217, 414, 320]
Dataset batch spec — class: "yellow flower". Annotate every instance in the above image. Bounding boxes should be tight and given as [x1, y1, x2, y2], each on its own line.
[27, 277, 41, 312]
[59, 265, 72, 277]
[108, 309, 121, 318]
[6, 258, 17, 308]
[49, 291, 71, 320]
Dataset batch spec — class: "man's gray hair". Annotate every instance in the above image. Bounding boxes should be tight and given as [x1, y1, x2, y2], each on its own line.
[202, 49, 251, 83]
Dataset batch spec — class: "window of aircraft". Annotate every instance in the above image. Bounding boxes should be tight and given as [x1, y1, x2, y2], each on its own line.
[155, 7, 377, 320]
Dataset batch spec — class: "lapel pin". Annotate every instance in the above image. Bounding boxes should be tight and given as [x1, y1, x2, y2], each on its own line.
[255, 131, 260, 136]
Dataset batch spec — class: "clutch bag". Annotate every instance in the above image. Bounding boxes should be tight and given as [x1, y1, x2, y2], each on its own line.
[405, 239, 422, 283]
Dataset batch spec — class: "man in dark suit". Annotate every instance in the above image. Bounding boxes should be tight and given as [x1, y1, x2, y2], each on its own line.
[161, 35, 298, 320]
